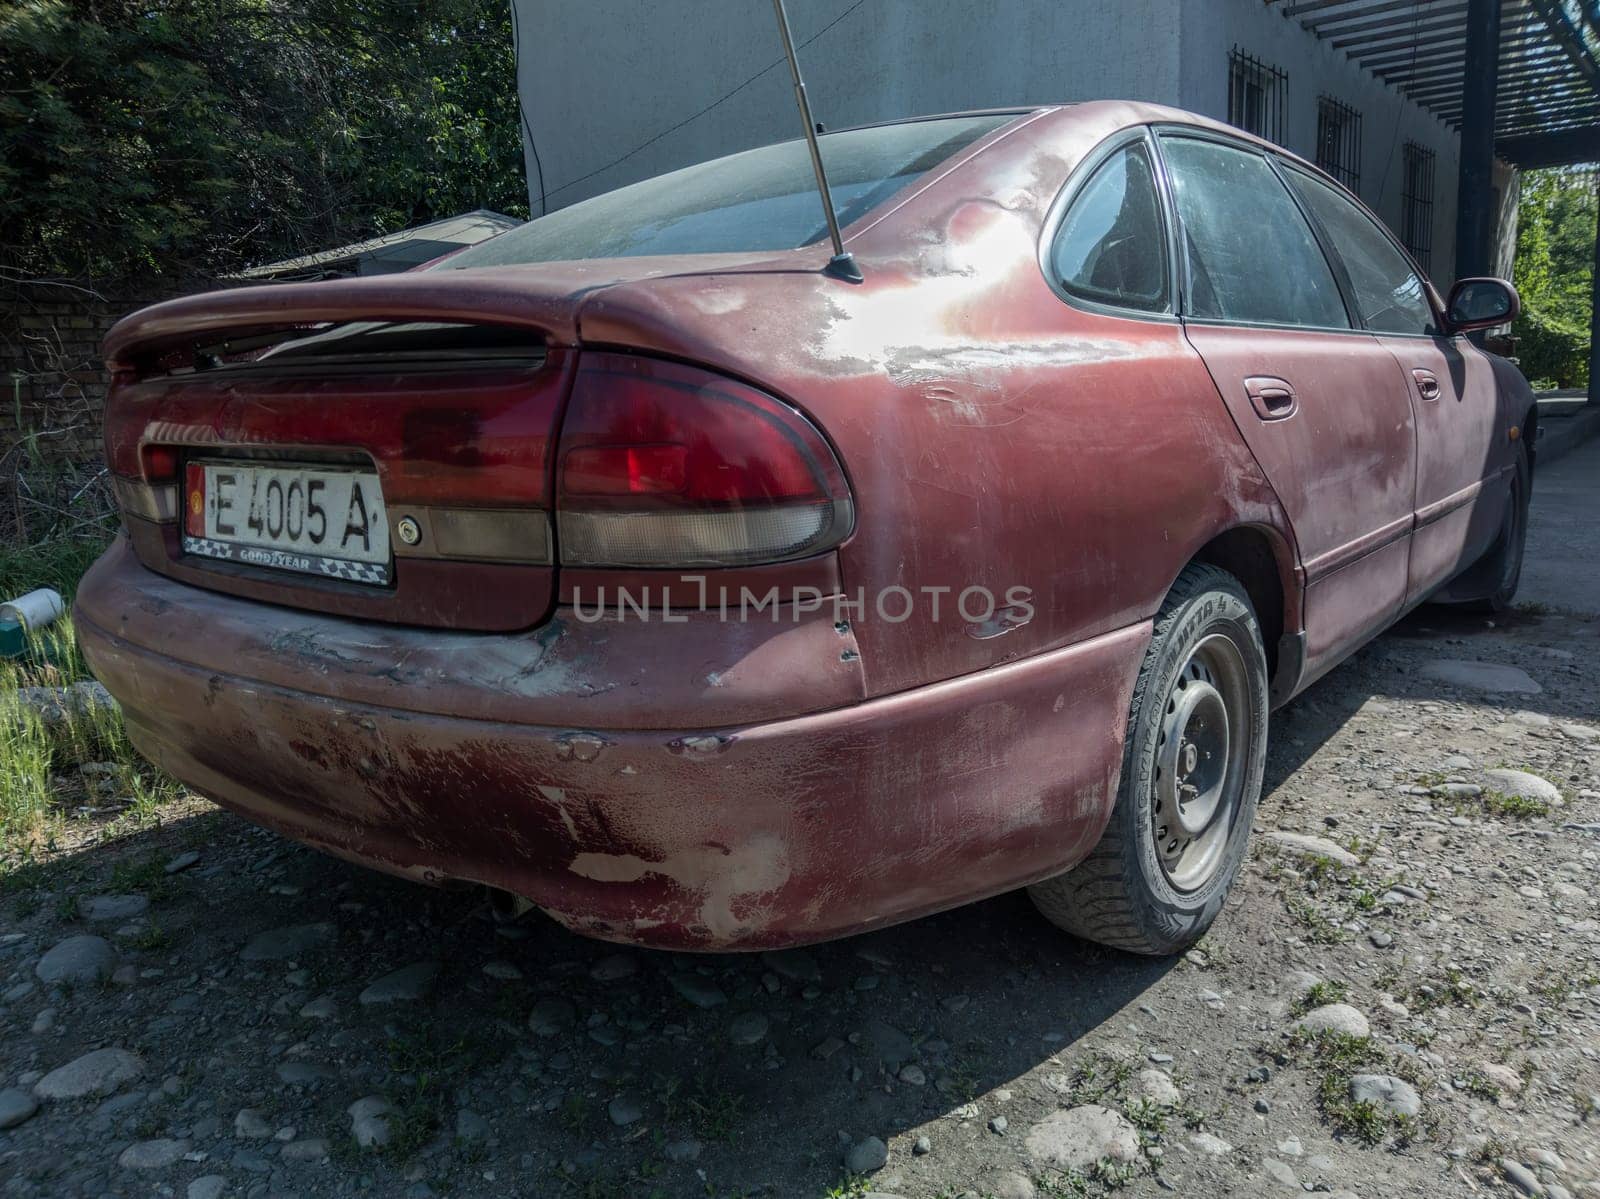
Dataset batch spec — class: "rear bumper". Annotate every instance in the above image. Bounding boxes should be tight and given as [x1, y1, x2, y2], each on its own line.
[76, 539, 1148, 950]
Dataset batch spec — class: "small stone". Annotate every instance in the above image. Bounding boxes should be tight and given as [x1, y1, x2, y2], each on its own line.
[1476, 1062, 1524, 1095]
[187, 1177, 227, 1199]
[30, 1007, 54, 1034]
[989, 1115, 1008, 1134]
[1263, 1157, 1299, 1188]
[1293, 1004, 1370, 1039]
[664, 1139, 702, 1162]
[35, 934, 116, 984]
[1266, 832, 1360, 867]
[118, 1138, 191, 1169]
[761, 949, 822, 983]
[729, 1012, 769, 1045]
[670, 973, 727, 1008]
[481, 960, 522, 980]
[1486, 769, 1564, 807]
[991, 1172, 1037, 1199]
[1190, 1131, 1234, 1155]
[33, 1047, 144, 1100]
[812, 1037, 846, 1060]
[845, 1135, 888, 1174]
[235, 1107, 273, 1139]
[348, 1095, 393, 1149]
[899, 1064, 927, 1086]
[79, 894, 150, 922]
[1500, 1158, 1544, 1196]
[1254, 1097, 1271, 1113]
[1369, 930, 1394, 948]
[455, 1108, 490, 1142]
[358, 961, 438, 1005]
[589, 953, 636, 981]
[281, 1137, 330, 1162]
[0, 1088, 39, 1129]
[912, 1135, 931, 1155]
[1023, 1105, 1141, 1169]
[276, 1062, 335, 1086]
[529, 997, 577, 1035]
[1349, 1073, 1421, 1118]
[862, 1019, 914, 1069]
[607, 1094, 643, 1126]
[165, 851, 200, 874]
[239, 924, 334, 962]
[299, 996, 337, 1020]
[1131, 1069, 1181, 1107]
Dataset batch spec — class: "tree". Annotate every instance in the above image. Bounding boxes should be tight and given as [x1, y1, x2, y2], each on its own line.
[0, 0, 528, 285]
[1511, 167, 1596, 389]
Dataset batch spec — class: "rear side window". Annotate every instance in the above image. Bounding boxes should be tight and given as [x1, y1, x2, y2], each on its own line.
[442, 115, 1014, 268]
[1050, 141, 1169, 313]
[1161, 136, 1350, 330]
[1282, 165, 1438, 337]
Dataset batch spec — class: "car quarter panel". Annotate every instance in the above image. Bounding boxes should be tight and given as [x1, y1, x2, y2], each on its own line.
[577, 104, 1300, 700]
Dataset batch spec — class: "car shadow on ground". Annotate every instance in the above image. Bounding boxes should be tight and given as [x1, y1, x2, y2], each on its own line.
[5, 600, 1592, 1196]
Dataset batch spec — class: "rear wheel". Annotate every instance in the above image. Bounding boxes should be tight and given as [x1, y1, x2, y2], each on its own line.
[1466, 443, 1530, 613]
[1029, 563, 1268, 955]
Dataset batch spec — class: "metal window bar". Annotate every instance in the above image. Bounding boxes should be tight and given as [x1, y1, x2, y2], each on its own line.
[1401, 142, 1436, 271]
[1228, 48, 1288, 143]
[1315, 95, 1363, 193]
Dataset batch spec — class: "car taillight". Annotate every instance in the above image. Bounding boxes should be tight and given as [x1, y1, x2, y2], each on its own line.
[554, 353, 852, 567]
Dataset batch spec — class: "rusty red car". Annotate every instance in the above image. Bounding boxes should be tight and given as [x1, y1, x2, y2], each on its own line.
[77, 101, 1531, 955]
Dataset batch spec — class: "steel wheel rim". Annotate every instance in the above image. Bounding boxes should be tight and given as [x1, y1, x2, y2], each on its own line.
[1152, 632, 1250, 892]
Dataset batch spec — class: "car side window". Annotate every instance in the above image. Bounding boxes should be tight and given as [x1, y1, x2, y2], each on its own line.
[1050, 141, 1169, 313]
[1160, 135, 1350, 330]
[1282, 165, 1438, 337]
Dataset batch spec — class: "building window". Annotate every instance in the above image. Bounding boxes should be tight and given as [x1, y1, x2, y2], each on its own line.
[1228, 48, 1287, 144]
[1315, 96, 1362, 194]
[1401, 142, 1436, 270]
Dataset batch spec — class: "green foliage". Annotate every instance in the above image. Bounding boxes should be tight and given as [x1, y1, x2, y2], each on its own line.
[1512, 168, 1596, 388]
[0, 0, 528, 284]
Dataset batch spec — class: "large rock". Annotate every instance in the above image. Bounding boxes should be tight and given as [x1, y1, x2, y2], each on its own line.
[1023, 1105, 1140, 1170]
[1485, 769, 1564, 807]
[1293, 1004, 1370, 1039]
[358, 961, 438, 1005]
[239, 924, 335, 962]
[36, 935, 116, 984]
[1420, 659, 1542, 694]
[1266, 832, 1360, 868]
[1349, 1073, 1422, 1118]
[33, 1048, 144, 1100]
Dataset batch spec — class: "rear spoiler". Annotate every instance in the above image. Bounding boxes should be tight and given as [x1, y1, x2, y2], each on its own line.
[102, 265, 629, 375]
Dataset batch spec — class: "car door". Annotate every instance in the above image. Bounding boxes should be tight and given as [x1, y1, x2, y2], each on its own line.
[1278, 164, 1510, 605]
[1157, 131, 1418, 684]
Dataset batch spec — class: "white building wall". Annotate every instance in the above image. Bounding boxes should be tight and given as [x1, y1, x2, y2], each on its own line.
[513, 0, 1474, 284]
[513, 0, 1183, 213]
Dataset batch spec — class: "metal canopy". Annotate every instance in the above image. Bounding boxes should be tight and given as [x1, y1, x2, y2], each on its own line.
[1267, 0, 1600, 166]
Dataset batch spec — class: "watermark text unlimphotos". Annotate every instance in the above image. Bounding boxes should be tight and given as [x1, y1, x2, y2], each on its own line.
[571, 578, 1035, 625]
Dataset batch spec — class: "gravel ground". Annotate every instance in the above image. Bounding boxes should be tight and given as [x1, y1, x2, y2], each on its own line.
[3, 504, 1599, 1199]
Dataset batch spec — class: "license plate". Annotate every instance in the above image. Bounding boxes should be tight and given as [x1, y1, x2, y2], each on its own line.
[182, 461, 391, 586]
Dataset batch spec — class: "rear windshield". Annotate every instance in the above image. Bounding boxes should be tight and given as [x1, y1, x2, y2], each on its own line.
[442, 114, 1017, 268]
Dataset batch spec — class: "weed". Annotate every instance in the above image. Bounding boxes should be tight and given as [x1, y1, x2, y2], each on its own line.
[1123, 1097, 1167, 1139]
[1481, 789, 1548, 820]
[1294, 980, 1349, 1014]
[1406, 964, 1479, 1012]
[1461, 1071, 1501, 1101]
[129, 924, 171, 952]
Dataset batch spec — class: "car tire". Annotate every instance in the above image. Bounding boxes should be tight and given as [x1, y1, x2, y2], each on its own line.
[1029, 562, 1269, 956]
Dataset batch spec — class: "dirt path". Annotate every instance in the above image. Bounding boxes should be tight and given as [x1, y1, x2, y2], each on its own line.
[2, 503, 1598, 1198]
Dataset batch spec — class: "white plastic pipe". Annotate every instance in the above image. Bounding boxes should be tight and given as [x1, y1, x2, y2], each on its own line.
[0, 588, 66, 632]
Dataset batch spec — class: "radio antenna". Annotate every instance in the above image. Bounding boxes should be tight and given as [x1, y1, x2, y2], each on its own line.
[770, 0, 863, 283]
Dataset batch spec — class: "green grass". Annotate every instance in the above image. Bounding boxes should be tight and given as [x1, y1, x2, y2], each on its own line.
[1480, 789, 1550, 820]
[0, 529, 113, 606]
[1, 611, 183, 862]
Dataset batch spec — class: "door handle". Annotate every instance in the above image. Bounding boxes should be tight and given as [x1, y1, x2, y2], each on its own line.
[1244, 376, 1297, 421]
[1413, 368, 1441, 401]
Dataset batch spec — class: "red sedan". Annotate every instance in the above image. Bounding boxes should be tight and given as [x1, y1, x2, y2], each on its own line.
[77, 102, 1531, 954]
